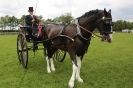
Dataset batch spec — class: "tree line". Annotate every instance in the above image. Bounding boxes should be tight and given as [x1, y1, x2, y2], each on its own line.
[112, 20, 133, 31]
[0, 13, 133, 31]
[0, 13, 73, 30]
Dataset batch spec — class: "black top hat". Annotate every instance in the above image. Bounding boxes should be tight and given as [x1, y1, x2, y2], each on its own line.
[28, 7, 34, 12]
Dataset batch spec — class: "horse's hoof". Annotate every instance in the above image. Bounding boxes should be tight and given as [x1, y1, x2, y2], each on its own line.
[68, 81, 74, 88]
[51, 68, 55, 72]
[47, 71, 51, 73]
[76, 77, 84, 83]
[77, 78, 84, 83]
[47, 69, 51, 73]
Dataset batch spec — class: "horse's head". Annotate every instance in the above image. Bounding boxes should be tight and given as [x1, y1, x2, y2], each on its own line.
[96, 9, 112, 43]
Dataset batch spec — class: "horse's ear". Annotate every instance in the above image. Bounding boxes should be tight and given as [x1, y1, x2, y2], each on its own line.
[104, 8, 108, 14]
[104, 8, 106, 12]
[108, 9, 111, 13]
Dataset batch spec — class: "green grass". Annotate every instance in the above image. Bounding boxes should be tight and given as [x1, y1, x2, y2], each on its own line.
[0, 33, 133, 88]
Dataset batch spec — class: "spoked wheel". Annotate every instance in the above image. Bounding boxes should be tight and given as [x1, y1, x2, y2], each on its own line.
[53, 49, 66, 62]
[17, 33, 28, 68]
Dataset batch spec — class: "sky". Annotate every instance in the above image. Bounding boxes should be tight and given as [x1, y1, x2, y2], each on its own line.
[0, 0, 133, 21]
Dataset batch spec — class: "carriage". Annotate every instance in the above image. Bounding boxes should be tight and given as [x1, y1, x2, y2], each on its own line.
[16, 9, 113, 88]
[16, 25, 66, 68]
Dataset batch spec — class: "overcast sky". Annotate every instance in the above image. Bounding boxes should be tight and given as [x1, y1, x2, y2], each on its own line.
[0, 0, 133, 21]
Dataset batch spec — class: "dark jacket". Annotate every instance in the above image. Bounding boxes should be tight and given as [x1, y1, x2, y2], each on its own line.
[25, 15, 39, 27]
[25, 15, 40, 37]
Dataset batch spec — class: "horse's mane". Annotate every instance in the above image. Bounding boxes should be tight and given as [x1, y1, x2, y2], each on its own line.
[78, 9, 103, 19]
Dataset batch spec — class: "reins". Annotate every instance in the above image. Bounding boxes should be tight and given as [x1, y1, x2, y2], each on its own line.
[78, 25, 102, 38]
[72, 19, 102, 39]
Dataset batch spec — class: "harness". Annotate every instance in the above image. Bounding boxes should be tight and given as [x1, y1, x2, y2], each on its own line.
[71, 19, 102, 39]
[55, 18, 99, 43]
[55, 24, 75, 42]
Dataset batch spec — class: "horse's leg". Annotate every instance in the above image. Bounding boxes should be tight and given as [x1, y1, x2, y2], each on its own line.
[69, 62, 77, 88]
[50, 58, 55, 71]
[68, 53, 78, 88]
[49, 48, 56, 72]
[76, 55, 83, 83]
[45, 57, 51, 73]
[45, 49, 51, 73]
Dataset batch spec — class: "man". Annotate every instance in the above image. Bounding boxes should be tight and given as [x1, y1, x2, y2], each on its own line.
[25, 7, 39, 37]
[25, 7, 40, 51]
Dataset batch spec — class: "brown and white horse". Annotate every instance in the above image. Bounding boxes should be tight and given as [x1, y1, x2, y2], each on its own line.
[43, 9, 112, 88]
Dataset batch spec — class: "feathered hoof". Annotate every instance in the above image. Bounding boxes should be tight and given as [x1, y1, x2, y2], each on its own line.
[68, 80, 74, 88]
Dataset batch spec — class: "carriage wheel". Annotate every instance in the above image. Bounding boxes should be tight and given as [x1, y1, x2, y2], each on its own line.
[17, 34, 22, 63]
[17, 33, 28, 68]
[53, 49, 66, 62]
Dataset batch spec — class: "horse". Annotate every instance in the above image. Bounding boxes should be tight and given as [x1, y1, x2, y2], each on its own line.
[43, 8, 112, 88]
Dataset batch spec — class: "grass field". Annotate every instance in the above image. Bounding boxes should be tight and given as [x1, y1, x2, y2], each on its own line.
[0, 33, 133, 88]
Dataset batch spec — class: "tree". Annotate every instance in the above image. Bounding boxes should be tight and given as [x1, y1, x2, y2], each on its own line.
[125, 21, 133, 30]
[0, 17, 5, 30]
[53, 13, 73, 24]
[44, 18, 54, 23]
[0, 15, 19, 30]
[112, 20, 133, 31]
[18, 15, 26, 25]
[37, 15, 43, 20]
[8, 16, 18, 30]
[0, 16, 10, 30]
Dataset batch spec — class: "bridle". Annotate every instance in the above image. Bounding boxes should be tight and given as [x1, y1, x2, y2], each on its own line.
[78, 25, 102, 38]
[98, 17, 113, 34]
[72, 16, 112, 40]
